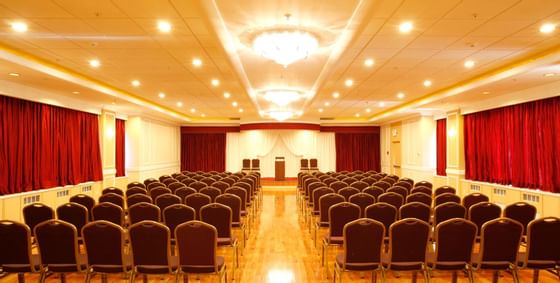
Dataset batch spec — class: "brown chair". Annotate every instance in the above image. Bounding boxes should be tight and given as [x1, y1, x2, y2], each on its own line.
[406, 192, 432, 207]
[102, 187, 123, 197]
[473, 218, 523, 282]
[300, 159, 309, 171]
[125, 187, 148, 198]
[128, 203, 160, 225]
[126, 194, 152, 208]
[330, 181, 348, 193]
[310, 187, 335, 230]
[341, 177, 359, 186]
[98, 193, 124, 209]
[504, 202, 537, 236]
[200, 177, 216, 186]
[433, 202, 467, 227]
[127, 181, 145, 189]
[0, 220, 41, 282]
[225, 187, 251, 226]
[411, 186, 432, 196]
[348, 193, 375, 217]
[221, 177, 236, 187]
[143, 178, 159, 187]
[394, 181, 412, 193]
[378, 192, 404, 210]
[363, 186, 384, 200]
[414, 181, 433, 189]
[149, 187, 172, 203]
[147, 181, 166, 191]
[428, 218, 477, 282]
[242, 159, 251, 171]
[309, 158, 318, 171]
[387, 186, 408, 200]
[322, 202, 361, 275]
[159, 175, 173, 182]
[181, 178, 196, 187]
[519, 217, 560, 282]
[162, 178, 178, 187]
[211, 181, 230, 194]
[216, 193, 247, 248]
[434, 186, 456, 197]
[386, 218, 430, 281]
[82, 220, 132, 282]
[34, 220, 87, 283]
[175, 187, 197, 202]
[373, 181, 391, 191]
[185, 193, 212, 220]
[200, 186, 222, 202]
[56, 203, 88, 239]
[468, 202, 501, 237]
[128, 221, 178, 281]
[155, 193, 182, 212]
[338, 187, 361, 201]
[70, 194, 95, 221]
[349, 181, 369, 191]
[200, 203, 239, 271]
[434, 192, 461, 207]
[365, 203, 398, 239]
[315, 193, 345, 246]
[167, 182, 186, 193]
[399, 202, 431, 223]
[251, 159, 260, 171]
[360, 176, 377, 186]
[175, 221, 227, 283]
[189, 181, 207, 192]
[462, 193, 489, 212]
[163, 204, 196, 245]
[323, 177, 338, 187]
[23, 203, 55, 239]
[91, 202, 125, 227]
[398, 177, 414, 187]
[333, 219, 385, 283]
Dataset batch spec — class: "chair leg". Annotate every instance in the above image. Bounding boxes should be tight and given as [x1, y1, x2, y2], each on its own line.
[492, 271, 499, 283]
[412, 271, 417, 283]
[128, 270, 135, 283]
[60, 273, 66, 283]
[451, 271, 457, 283]
[532, 270, 539, 283]
[424, 268, 431, 283]
[17, 273, 24, 283]
[143, 274, 148, 283]
[101, 273, 108, 283]
[372, 270, 376, 283]
[39, 271, 46, 283]
[84, 270, 91, 283]
[511, 267, 520, 283]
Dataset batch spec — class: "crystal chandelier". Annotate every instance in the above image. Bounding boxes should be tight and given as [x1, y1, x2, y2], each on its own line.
[263, 90, 302, 106]
[268, 111, 294, 121]
[253, 29, 319, 67]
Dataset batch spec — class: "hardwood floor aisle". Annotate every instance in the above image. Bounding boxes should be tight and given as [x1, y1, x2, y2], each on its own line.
[2, 189, 559, 282]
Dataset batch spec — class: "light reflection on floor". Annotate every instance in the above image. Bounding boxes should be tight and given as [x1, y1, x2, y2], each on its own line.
[267, 269, 295, 283]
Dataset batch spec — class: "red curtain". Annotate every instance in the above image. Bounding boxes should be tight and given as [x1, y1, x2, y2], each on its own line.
[335, 133, 380, 172]
[180, 133, 226, 172]
[464, 96, 560, 193]
[0, 95, 103, 195]
[115, 119, 125, 177]
[436, 119, 447, 176]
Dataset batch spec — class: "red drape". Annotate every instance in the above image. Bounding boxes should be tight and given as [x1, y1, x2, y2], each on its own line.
[436, 119, 447, 176]
[115, 119, 125, 177]
[464, 96, 560, 193]
[180, 133, 226, 172]
[0, 95, 103, 195]
[335, 133, 380, 172]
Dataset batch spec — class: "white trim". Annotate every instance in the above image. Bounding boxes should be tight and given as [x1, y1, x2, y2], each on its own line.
[446, 168, 465, 175]
[103, 168, 117, 175]
[401, 165, 435, 173]
[461, 179, 560, 198]
[126, 162, 180, 173]
[0, 180, 100, 199]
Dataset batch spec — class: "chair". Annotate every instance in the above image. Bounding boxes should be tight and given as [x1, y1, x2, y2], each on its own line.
[155, 193, 182, 212]
[128, 221, 178, 281]
[348, 193, 375, 217]
[310, 187, 335, 229]
[102, 187, 123, 196]
[242, 159, 251, 171]
[224, 187, 250, 226]
[56, 203, 88, 239]
[398, 177, 414, 187]
[414, 181, 433, 189]
[386, 218, 430, 282]
[251, 159, 260, 171]
[462, 193, 489, 212]
[365, 203, 397, 239]
[323, 177, 338, 187]
[362, 186, 384, 200]
[216, 193, 247, 248]
[128, 203, 161, 225]
[175, 187, 197, 202]
[143, 178, 159, 187]
[98, 193, 124, 209]
[468, 202, 502, 237]
[410, 186, 432, 196]
[433, 202, 467, 227]
[379, 177, 396, 186]
[181, 178, 196, 187]
[185, 193, 212, 220]
[300, 159, 309, 171]
[211, 181, 230, 193]
[434, 192, 461, 207]
[399, 202, 431, 223]
[200, 203, 239, 271]
[373, 181, 391, 191]
[34, 220, 87, 283]
[200, 186, 222, 202]
[338, 187, 360, 201]
[322, 202, 361, 275]
[175, 221, 227, 283]
[168, 182, 186, 193]
[200, 177, 216, 186]
[221, 177, 236, 187]
[0, 220, 41, 282]
[341, 177, 359, 185]
[330, 181, 348, 193]
[429, 218, 477, 282]
[23, 203, 55, 239]
[378, 192, 404, 210]
[149, 187, 172, 203]
[147, 181, 166, 191]
[159, 175, 173, 182]
[474, 218, 523, 283]
[361, 176, 377, 186]
[434, 186, 456, 197]
[315, 194, 345, 246]
[163, 204, 196, 246]
[309, 158, 318, 171]
[82, 220, 132, 282]
[162, 178, 178, 187]
[189, 181, 207, 192]
[70, 194, 95, 221]
[127, 181, 145, 189]
[349, 181, 369, 191]
[406, 192, 432, 207]
[520, 217, 560, 282]
[125, 187, 148, 198]
[504, 202, 537, 237]
[333, 219, 385, 283]
[91, 202, 125, 227]
[387, 186, 408, 200]
[126, 194, 152, 208]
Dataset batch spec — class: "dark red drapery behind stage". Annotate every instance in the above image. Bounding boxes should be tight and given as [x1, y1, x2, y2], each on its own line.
[115, 119, 125, 177]
[0, 95, 103, 195]
[180, 133, 226, 172]
[436, 119, 447, 176]
[335, 133, 380, 172]
[464, 96, 560, 193]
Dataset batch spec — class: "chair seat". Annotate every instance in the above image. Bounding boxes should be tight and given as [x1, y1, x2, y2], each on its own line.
[336, 254, 381, 271]
[471, 253, 512, 270]
[136, 256, 178, 274]
[91, 254, 133, 273]
[426, 252, 469, 270]
[218, 236, 237, 246]
[180, 256, 225, 273]
[232, 221, 244, 228]
[324, 236, 343, 245]
[46, 254, 88, 272]
[316, 221, 329, 228]
[1, 254, 41, 272]
[516, 253, 558, 269]
[383, 261, 424, 271]
[241, 211, 247, 216]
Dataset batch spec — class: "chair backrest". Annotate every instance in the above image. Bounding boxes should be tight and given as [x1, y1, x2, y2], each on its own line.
[215, 193, 243, 223]
[380, 177, 396, 185]
[318, 193, 345, 223]
[181, 178, 196, 187]
[323, 177, 338, 187]
[349, 181, 369, 191]
[168, 182, 186, 193]
[200, 203, 232, 239]
[373, 181, 391, 190]
[143, 178, 159, 187]
[468, 202, 502, 236]
[234, 181, 253, 199]
[175, 221, 220, 272]
[405, 192, 431, 207]
[362, 186, 384, 200]
[102, 187, 123, 196]
[410, 186, 432, 196]
[341, 218, 384, 268]
[128, 203, 161, 224]
[200, 187, 221, 202]
[394, 181, 412, 192]
[338, 187, 361, 201]
[129, 220, 173, 274]
[312, 187, 334, 212]
[300, 159, 309, 169]
[398, 178, 414, 186]
[125, 187, 148, 198]
[99, 193, 125, 209]
[242, 159, 251, 169]
[224, 187, 248, 211]
[433, 218, 477, 269]
[434, 192, 461, 207]
[163, 204, 196, 239]
[329, 181, 348, 193]
[414, 181, 433, 189]
[387, 186, 408, 200]
[200, 177, 216, 186]
[155, 193, 182, 212]
[185, 193, 212, 220]
[434, 186, 456, 196]
[162, 178, 178, 187]
[360, 177, 377, 186]
[399, 202, 431, 223]
[348, 193, 375, 217]
[251, 159, 260, 169]
[433, 202, 466, 226]
[365, 203, 397, 237]
[388, 218, 430, 270]
[220, 177, 236, 187]
[159, 175, 173, 182]
[82, 220, 128, 273]
[378, 192, 404, 210]
[127, 181, 146, 189]
[127, 194, 153, 208]
[524, 217, 560, 268]
[56, 203, 88, 237]
[211, 181, 230, 193]
[478, 218, 523, 269]
[309, 158, 318, 168]
[149, 187, 172, 202]
[462, 193, 489, 212]
[147, 182, 166, 191]
[69, 194, 95, 221]
[91, 202, 125, 227]
[504, 202, 536, 235]
[175, 187, 197, 202]
[0, 220, 37, 272]
[328, 202, 361, 238]
[341, 177, 359, 185]
[23, 203, 55, 237]
[34, 219, 83, 272]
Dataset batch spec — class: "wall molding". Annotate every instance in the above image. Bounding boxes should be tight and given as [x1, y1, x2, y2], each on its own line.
[127, 162, 181, 173]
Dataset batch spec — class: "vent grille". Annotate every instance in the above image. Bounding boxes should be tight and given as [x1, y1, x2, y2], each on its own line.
[319, 117, 335, 120]
[229, 117, 241, 120]
[522, 193, 540, 203]
[470, 184, 481, 191]
[493, 187, 506, 196]
[57, 190, 69, 198]
[23, 195, 40, 205]
[82, 185, 92, 192]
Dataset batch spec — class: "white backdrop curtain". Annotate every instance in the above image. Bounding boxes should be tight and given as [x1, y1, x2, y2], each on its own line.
[226, 130, 336, 177]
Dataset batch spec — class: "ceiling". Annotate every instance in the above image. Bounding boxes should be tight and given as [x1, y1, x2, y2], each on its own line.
[0, 0, 559, 124]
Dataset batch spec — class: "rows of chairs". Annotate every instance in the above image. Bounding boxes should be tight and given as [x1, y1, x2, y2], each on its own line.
[297, 170, 560, 282]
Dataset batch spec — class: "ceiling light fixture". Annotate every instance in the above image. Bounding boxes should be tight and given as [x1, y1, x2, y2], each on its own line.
[464, 60, 475, 68]
[11, 22, 28, 33]
[177, 102, 183, 107]
[540, 23, 556, 34]
[223, 92, 231, 98]
[345, 79, 353, 87]
[262, 89, 303, 106]
[544, 73, 556, 77]
[423, 80, 432, 87]
[397, 92, 405, 99]
[192, 58, 202, 67]
[158, 92, 166, 98]
[72, 91, 80, 94]
[355, 113, 360, 118]
[190, 108, 196, 113]
[89, 59, 100, 68]
[268, 111, 293, 121]
[211, 79, 220, 86]
[399, 21, 413, 33]
[201, 113, 206, 117]
[232, 101, 238, 107]
[239, 108, 244, 113]
[131, 80, 140, 87]
[482, 91, 491, 95]
[157, 21, 172, 33]
[8, 72, 20, 77]
[379, 101, 385, 107]
[366, 108, 371, 113]
[324, 102, 330, 107]
[318, 108, 323, 113]
[332, 92, 340, 98]
[364, 58, 375, 67]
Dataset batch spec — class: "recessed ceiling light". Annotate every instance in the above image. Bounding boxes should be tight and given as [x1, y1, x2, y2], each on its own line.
[211, 79, 220, 86]
[190, 108, 196, 113]
[379, 102, 385, 107]
[464, 60, 475, 69]
[72, 91, 80, 94]
[423, 80, 432, 87]
[318, 108, 323, 113]
[544, 73, 556, 77]
[324, 102, 330, 107]
[89, 59, 100, 68]
[397, 92, 405, 99]
[157, 20, 172, 33]
[332, 92, 340, 98]
[297, 111, 303, 116]
[482, 91, 491, 95]
[223, 92, 231, 98]
[192, 58, 202, 67]
[111, 101, 116, 105]
[177, 102, 183, 107]
[399, 21, 413, 33]
[540, 23, 556, 34]
[131, 80, 141, 87]
[239, 108, 244, 113]
[158, 92, 166, 98]
[355, 113, 360, 117]
[364, 58, 375, 67]
[232, 101, 238, 107]
[8, 72, 20, 77]
[366, 108, 371, 113]
[11, 22, 28, 33]
[201, 113, 206, 117]
[345, 79, 353, 87]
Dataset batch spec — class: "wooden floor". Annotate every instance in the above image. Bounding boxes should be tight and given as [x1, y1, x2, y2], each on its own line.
[4, 188, 559, 283]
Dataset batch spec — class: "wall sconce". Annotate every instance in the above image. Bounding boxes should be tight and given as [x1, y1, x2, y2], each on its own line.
[447, 127, 457, 137]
